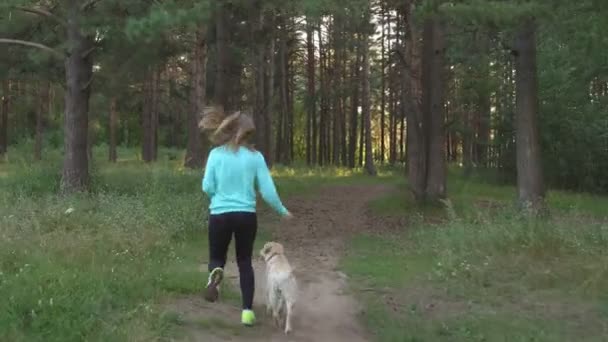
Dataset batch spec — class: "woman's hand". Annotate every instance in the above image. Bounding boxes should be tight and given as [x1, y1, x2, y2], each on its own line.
[283, 211, 294, 220]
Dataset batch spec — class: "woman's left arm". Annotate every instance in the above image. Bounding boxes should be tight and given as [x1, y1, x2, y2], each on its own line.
[202, 150, 217, 196]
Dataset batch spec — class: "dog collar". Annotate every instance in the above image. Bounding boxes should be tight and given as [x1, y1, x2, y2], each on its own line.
[266, 252, 280, 262]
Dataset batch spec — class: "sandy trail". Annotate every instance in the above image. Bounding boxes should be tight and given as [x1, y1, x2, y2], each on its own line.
[169, 184, 388, 342]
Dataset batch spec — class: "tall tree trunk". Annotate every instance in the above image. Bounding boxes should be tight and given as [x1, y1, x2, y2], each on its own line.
[151, 67, 160, 161]
[276, 19, 288, 164]
[362, 17, 377, 176]
[389, 12, 399, 165]
[0, 80, 9, 156]
[35, 81, 50, 161]
[306, 19, 315, 165]
[332, 16, 343, 166]
[340, 40, 348, 166]
[185, 26, 208, 169]
[348, 35, 361, 168]
[318, 23, 326, 166]
[215, 0, 231, 110]
[61, 1, 93, 193]
[109, 97, 118, 162]
[513, 19, 545, 210]
[252, 5, 274, 165]
[358, 95, 365, 167]
[380, 3, 386, 163]
[402, 3, 427, 201]
[423, 16, 447, 201]
[142, 69, 154, 162]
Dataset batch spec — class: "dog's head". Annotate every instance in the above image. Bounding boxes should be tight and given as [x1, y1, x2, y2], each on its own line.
[260, 241, 284, 262]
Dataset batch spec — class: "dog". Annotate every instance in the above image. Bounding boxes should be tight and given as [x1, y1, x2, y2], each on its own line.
[260, 241, 297, 334]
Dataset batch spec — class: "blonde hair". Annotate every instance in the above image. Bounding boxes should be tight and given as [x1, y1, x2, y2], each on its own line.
[198, 106, 256, 150]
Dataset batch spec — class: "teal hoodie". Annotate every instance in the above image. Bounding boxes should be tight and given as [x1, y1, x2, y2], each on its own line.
[202, 146, 288, 216]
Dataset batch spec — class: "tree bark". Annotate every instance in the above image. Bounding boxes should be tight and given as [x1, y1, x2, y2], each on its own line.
[276, 18, 288, 164]
[348, 35, 361, 168]
[35, 81, 50, 161]
[423, 16, 447, 201]
[60, 0, 93, 193]
[185, 26, 208, 169]
[380, 3, 386, 164]
[251, 4, 274, 165]
[362, 15, 377, 176]
[402, 3, 426, 201]
[142, 69, 154, 162]
[318, 23, 327, 166]
[513, 19, 545, 210]
[109, 97, 118, 162]
[306, 18, 316, 165]
[214, 0, 231, 110]
[0, 80, 9, 156]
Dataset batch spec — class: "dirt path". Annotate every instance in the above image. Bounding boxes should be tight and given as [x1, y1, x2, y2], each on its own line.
[169, 184, 388, 342]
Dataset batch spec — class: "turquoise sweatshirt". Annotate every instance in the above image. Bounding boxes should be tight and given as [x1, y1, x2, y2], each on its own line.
[202, 146, 288, 216]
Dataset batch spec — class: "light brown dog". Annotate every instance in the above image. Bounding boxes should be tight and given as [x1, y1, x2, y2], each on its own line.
[260, 241, 297, 334]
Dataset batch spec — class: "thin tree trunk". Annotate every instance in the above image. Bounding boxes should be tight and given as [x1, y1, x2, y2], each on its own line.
[513, 19, 545, 210]
[305, 19, 316, 165]
[0, 80, 9, 156]
[151, 67, 160, 161]
[380, 3, 386, 163]
[276, 19, 288, 164]
[362, 18, 376, 176]
[348, 35, 361, 168]
[185, 26, 208, 169]
[61, 1, 93, 193]
[35, 81, 50, 161]
[142, 69, 153, 162]
[109, 97, 118, 162]
[318, 23, 326, 166]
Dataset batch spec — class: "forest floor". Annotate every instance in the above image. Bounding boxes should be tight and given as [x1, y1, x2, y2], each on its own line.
[2, 147, 608, 342]
[167, 184, 389, 342]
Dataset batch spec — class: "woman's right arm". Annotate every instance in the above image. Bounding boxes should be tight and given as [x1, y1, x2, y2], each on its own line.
[255, 152, 289, 216]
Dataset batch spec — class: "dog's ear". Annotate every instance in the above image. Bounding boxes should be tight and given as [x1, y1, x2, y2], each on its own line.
[262, 246, 272, 255]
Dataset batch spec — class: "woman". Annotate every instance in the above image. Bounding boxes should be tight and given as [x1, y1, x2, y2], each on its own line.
[200, 107, 292, 326]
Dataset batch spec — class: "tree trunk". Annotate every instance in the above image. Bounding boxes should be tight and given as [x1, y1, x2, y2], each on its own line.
[348, 35, 361, 169]
[318, 24, 327, 166]
[380, 3, 386, 163]
[252, 5, 274, 165]
[61, 1, 93, 193]
[185, 26, 208, 169]
[151, 67, 160, 161]
[0, 80, 9, 156]
[362, 19, 377, 176]
[109, 97, 118, 162]
[276, 19, 288, 164]
[402, 3, 426, 201]
[142, 69, 154, 162]
[513, 19, 545, 210]
[215, 0, 231, 110]
[306, 19, 315, 165]
[35, 81, 50, 161]
[423, 16, 447, 201]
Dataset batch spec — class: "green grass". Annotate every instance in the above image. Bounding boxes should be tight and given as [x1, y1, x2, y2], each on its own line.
[346, 186, 608, 341]
[0, 145, 397, 341]
[3, 145, 608, 341]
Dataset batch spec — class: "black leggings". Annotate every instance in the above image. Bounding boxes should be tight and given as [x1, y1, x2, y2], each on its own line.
[208, 212, 257, 310]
